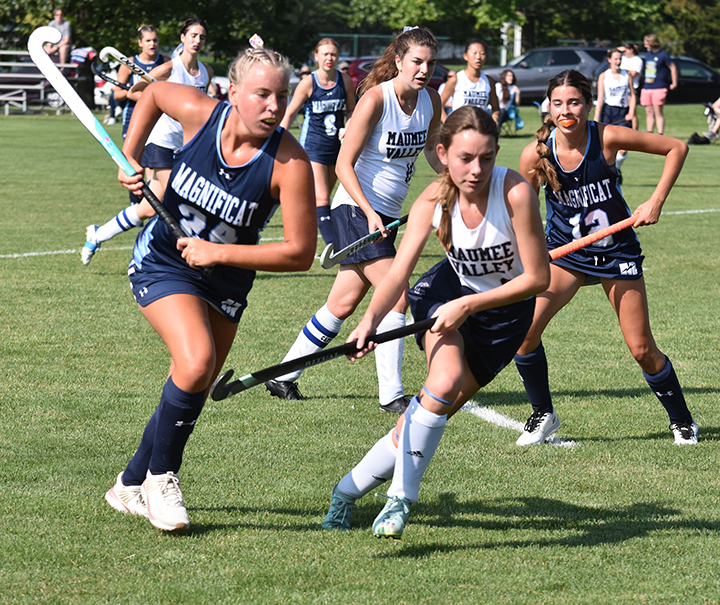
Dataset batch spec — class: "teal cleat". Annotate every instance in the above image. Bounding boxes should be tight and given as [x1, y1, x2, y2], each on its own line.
[372, 494, 411, 540]
[321, 485, 356, 530]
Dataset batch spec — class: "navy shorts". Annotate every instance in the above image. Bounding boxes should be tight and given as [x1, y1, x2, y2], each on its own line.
[331, 204, 399, 265]
[127, 259, 252, 324]
[548, 234, 644, 286]
[600, 105, 631, 128]
[306, 143, 340, 166]
[141, 143, 175, 169]
[408, 259, 535, 388]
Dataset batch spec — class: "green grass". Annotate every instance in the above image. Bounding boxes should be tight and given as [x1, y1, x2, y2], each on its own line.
[0, 105, 719, 604]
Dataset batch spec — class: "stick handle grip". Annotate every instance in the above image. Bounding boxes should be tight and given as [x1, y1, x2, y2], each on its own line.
[549, 216, 637, 261]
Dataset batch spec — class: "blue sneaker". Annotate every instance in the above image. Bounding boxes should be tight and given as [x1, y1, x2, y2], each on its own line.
[321, 485, 355, 530]
[372, 494, 411, 540]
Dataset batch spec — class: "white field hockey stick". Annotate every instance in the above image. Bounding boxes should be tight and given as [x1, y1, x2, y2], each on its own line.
[549, 215, 636, 261]
[99, 46, 155, 83]
[210, 317, 435, 401]
[29, 27, 185, 242]
[319, 214, 409, 269]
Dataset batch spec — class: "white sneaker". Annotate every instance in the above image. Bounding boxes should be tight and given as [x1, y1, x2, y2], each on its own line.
[671, 421, 699, 445]
[81, 224, 100, 266]
[106, 116, 117, 125]
[516, 410, 561, 446]
[141, 471, 190, 531]
[105, 472, 148, 517]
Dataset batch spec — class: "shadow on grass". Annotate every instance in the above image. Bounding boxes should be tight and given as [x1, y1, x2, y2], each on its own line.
[371, 494, 720, 558]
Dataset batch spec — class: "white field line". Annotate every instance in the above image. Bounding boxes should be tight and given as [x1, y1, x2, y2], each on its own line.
[461, 401, 579, 448]
[3, 208, 718, 261]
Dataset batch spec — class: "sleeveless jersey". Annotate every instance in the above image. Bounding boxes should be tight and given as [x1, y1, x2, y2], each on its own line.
[432, 167, 523, 292]
[299, 70, 347, 161]
[602, 68, 631, 108]
[544, 121, 639, 255]
[130, 101, 283, 308]
[332, 79, 433, 217]
[146, 55, 210, 151]
[451, 70, 492, 112]
[122, 53, 167, 133]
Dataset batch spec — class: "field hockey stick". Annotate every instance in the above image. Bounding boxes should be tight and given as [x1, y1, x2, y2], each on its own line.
[99, 46, 155, 83]
[549, 215, 636, 261]
[210, 317, 435, 401]
[29, 27, 186, 242]
[319, 214, 409, 269]
[91, 59, 129, 90]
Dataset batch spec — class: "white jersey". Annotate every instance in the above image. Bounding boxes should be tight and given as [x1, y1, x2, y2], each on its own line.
[451, 70, 491, 112]
[620, 55, 644, 89]
[332, 79, 433, 217]
[432, 166, 523, 292]
[602, 68, 631, 108]
[146, 56, 210, 151]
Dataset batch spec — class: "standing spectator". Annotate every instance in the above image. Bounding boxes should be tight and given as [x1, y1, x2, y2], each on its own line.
[641, 34, 677, 135]
[619, 43, 643, 130]
[46, 7, 72, 65]
[440, 40, 499, 124]
[594, 48, 635, 180]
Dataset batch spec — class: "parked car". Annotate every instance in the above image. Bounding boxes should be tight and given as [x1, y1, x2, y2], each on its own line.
[346, 56, 450, 93]
[592, 54, 720, 104]
[483, 46, 609, 104]
[211, 71, 300, 101]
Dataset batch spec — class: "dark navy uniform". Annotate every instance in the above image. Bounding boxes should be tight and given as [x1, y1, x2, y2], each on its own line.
[545, 121, 643, 282]
[299, 70, 348, 165]
[121, 54, 167, 139]
[128, 101, 283, 323]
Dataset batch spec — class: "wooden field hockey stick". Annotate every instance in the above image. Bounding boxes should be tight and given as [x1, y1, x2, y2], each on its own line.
[29, 27, 187, 243]
[99, 46, 155, 83]
[210, 317, 435, 401]
[319, 214, 409, 269]
[549, 215, 637, 261]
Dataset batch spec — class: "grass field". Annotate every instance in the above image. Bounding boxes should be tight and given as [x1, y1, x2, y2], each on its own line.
[1, 104, 719, 604]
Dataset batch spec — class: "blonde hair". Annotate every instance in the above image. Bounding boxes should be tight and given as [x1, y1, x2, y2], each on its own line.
[315, 38, 339, 53]
[531, 70, 593, 192]
[357, 27, 437, 97]
[644, 33, 661, 50]
[228, 47, 293, 86]
[432, 106, 498, 251]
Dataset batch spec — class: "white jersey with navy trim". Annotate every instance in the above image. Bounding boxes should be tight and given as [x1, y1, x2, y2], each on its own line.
[431, 166, 523, 292]
[146, 56, 210, 151]
[450, 70, 492, 112]
[602, 68, 631, 108]
[331, 79, 433, 218]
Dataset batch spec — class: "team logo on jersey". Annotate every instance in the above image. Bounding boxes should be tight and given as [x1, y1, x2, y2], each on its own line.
[556, 178, 613, 208]
[406, 450, 424, 458]
[447, 242, 516, 279]
[385, 130, 427, 161]
[411, 280, 430, 294]
[218, 168, 232, 180]
[619, 261, 638, 275]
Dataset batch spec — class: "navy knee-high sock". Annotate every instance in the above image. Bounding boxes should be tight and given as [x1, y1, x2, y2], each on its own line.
[514, 342, 553, 414]
[643, 356, 693, 424]
[317, 205, 333, 246]
[148, 377, 206, 474]
[123, 405, 161, 486]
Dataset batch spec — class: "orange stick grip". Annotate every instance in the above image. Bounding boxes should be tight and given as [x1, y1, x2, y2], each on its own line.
[549, 215, 637, 261]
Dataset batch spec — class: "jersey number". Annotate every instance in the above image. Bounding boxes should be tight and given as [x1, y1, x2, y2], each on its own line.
[324, 114, 337, 138]
[570, 209, 613, 247]
[178, 203, 238, 244]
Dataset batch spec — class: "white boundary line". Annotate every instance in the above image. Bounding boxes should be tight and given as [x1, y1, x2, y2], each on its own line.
[462, 401, 579, 449]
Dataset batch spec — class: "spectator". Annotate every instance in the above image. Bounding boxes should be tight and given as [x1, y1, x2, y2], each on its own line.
[641, 34, 677, 135]
[704, 96, 720, 140]
[495, 69, 523, 132]
[618, 43, 643, 129]
[46, 7, 72, 65]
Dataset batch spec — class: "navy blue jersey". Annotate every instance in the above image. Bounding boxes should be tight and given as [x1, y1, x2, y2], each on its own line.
[122, 53, 167, 137]
[544, 121, 640, 255]
[129, 101, 283, 317]
[299, 71, 348, 164]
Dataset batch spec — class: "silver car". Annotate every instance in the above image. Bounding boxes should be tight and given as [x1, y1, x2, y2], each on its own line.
[484, 46, 609, 104]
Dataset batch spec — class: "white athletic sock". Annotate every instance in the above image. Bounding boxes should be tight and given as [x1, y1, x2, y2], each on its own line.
[375, 311, 406, 404]
[336, 429, 397, 499]
[387, 396, 446, 503]
[615, 151, 628, 170]
[275, 304, 344, 382]
[94, 205, 143, 243]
